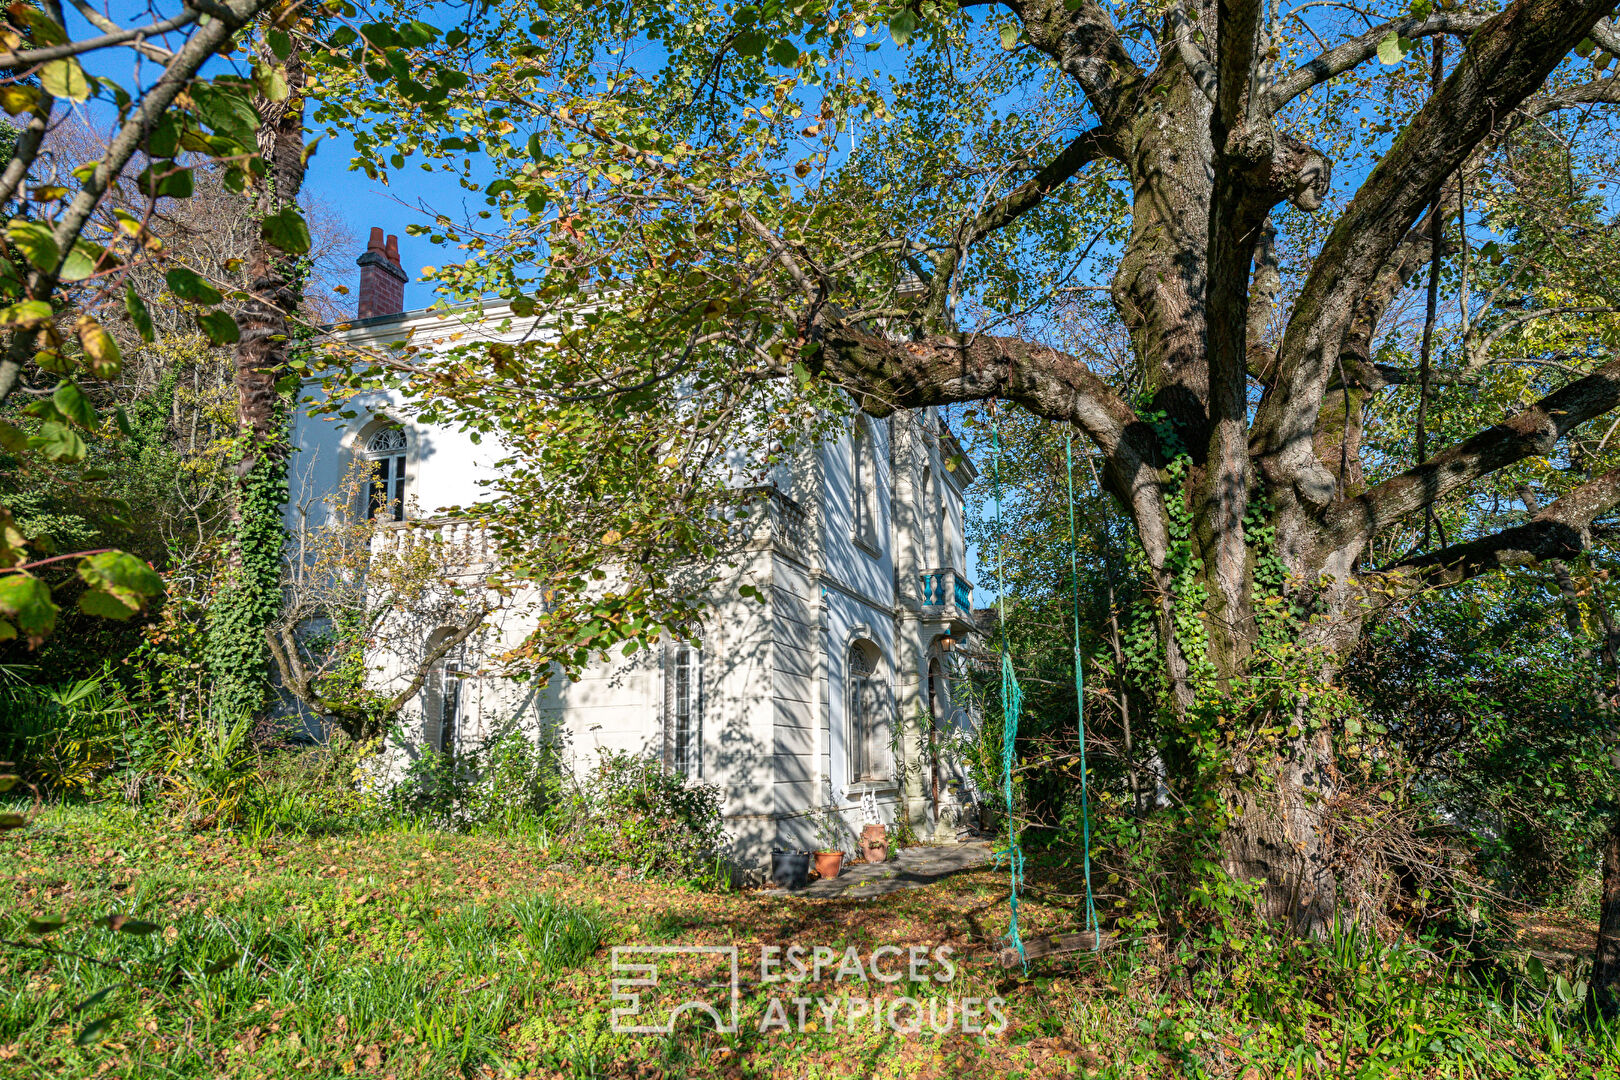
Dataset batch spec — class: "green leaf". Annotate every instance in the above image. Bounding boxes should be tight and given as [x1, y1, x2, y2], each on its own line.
[1376, 31, 1406, 65]
[187, 82, 257, 146]
[203, 951, 240, 975]
[767, 40, 799, 67]
[19, 8, 67, 45]
[260, 206, 311, 255]
[269, 28, 292, 60]
[125, 285, 155, 343]
[113, 919, 160, 936]
[77, 551, 162, 619]
[72, 986, 116, 1013]
[135, 162, 194, 200]
[52, 380, 96, 428]
[6, 220, 59, 272]
[999, 23, 1018, 50]
[58, 241, 105, 283]
[1526, 955, 1548, 990]
[40, 58, 90, 102]
[253, 62, 290, 103]
[1, 299, 52, 327]
[145, 116, 179, 159]
[196, 310, 240, 345]
[0, 572, 57, 641]
[164, 267, 223, 306]
[889, 10, 918, 46]
[31, 420, 84, 462]
[76, 1016, 116, 1045]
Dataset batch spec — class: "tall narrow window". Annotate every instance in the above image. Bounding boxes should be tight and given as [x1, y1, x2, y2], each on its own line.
[851, 418, 869, 544]
[920, 467, 935, 566]
[365, 425, 408, 521]
[671, 643, 703, 778]
[848, 642, 887, 783]
[435, 644, 468, 755]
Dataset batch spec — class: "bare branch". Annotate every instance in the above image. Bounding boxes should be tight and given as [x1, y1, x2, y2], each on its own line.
[0, 9, 194, 67]
[1255, 0, 1613, 507]
[1269, 13, 1491, 109]
[923, 127, 1118, 324]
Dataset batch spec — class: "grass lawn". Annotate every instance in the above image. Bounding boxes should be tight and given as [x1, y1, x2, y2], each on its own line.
[2, 805, 1616, 1079]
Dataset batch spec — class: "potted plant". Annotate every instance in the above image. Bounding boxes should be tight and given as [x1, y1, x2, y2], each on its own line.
[809, 805, 847, 880]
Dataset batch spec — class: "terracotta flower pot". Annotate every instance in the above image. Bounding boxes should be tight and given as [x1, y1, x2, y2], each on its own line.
[860, 824, 888, 864]
[814, 850, 844, 880]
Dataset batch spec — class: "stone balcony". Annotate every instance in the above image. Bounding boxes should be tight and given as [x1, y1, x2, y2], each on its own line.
[738, 485, 817, 565]
[917, 566, 976, 633]
[370, 516, 495, 576]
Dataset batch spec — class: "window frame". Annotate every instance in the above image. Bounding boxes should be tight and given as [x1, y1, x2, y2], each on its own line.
[851, 417, 880, 554]
[668, 641, 704, 780]
[846, 641, 890, 785]
[363, 424, 409, 522]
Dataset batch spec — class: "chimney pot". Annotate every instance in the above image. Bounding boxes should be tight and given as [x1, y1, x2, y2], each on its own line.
[356, 225, 407, 320]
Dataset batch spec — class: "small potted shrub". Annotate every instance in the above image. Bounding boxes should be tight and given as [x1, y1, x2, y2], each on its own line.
[809, 805, 847, 880]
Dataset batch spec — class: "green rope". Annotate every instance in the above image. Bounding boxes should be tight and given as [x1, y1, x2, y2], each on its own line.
[992, 407, 1027, 970]
[1065, 432, 1100, 945]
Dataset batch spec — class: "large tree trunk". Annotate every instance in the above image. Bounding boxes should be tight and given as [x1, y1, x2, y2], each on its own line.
[1595, 817, 1620, 1018]
[206, 17, 308, 720]
[236, 25, 307, 459]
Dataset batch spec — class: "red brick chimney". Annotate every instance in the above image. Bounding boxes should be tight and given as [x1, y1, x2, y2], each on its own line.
[356, 226, 406, 319]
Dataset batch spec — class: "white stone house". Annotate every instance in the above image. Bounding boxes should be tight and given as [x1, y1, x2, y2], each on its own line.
[286, 235, 982, 870]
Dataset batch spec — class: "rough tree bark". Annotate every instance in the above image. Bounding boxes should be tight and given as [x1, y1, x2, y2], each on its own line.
[795, 0, 1620, 933]
[206, 7, 311, 719]
[235, 12, 307, 466]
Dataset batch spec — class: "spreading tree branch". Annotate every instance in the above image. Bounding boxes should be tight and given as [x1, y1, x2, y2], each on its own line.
[1256, 0, 1615, 505]
[1328, 352, 1620, 543]
[1376, 467, 1620, 590]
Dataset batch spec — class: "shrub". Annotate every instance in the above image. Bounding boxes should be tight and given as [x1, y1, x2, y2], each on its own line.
[0, 668, 131, 795]
[389, 726, 562, 833]
[245, 734, 388, 836]
[556, 750, 725, 881]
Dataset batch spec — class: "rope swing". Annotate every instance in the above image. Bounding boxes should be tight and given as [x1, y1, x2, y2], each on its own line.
[991, 405, 1028, 970]
[991, 410, 1101, 971]
[1065, 432, 1101, 947]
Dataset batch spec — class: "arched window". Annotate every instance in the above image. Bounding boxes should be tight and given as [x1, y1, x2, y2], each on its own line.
[364, 425, 408, 521]
[668, 641, 703, 778]
[927, 656, 945, 812]
[847, 641, 888, 783]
